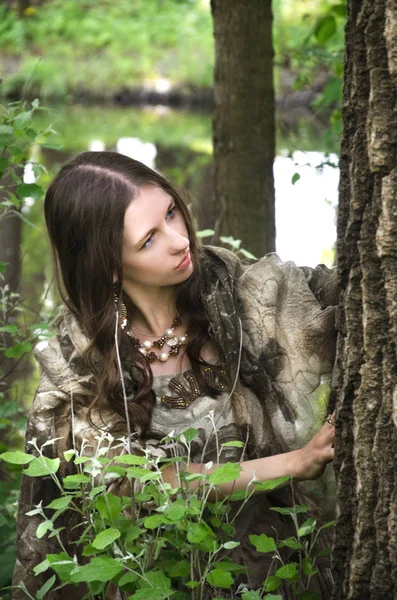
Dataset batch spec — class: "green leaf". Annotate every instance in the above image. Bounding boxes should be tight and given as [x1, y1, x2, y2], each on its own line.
[118, 571, 139, 587]
[128, 589, 169, 600]
[330, 3, 346, 17]
[263, 595, 283, 600]
[221, 440, 244, 448]
[36, 520, 54, 539]
[293, 504, 310, 514]
[213, 561, 246, 574]
[113, 454, 150, 465]
[206, 568, 233, 589]
[197, 229, 215, 238]
[0, 324, 18, 334]
[74, 456, 91, 465]
[164, 501, 186, 522]
[220, 235, 241, 250]
[298, 518, 317, 537]
[229, 489, 249, 501]
[278, 537, 301, 550]
[92, 527, 121, 550]
[165, 559, 190, 578]
[0, 451, 34, 465]
[4, 341, 32, 359]
[223, 541, 240, 550]
[249, 534, 277, 553]
[46, 553, 75, 582]
[143, 569, 172, 590]
[36, 574, 56, 599]
[124, 525, 143, 546]
[16, 183, 43, 199]
[62, 473, 90, 487]
[318, 547, 332, 557]
[291, 172, 300, 185]
[33, 559, 50, 576]
[314, 15, 337, 44]
[23, 456, 60, 476]
[269, 503, 308, 516]
[252, 476, 290, 492]
[0, 125, 13, 135]
[319, 520, 335, 531]
[275, 562, 298, 580]
[126, 466, 160, 481]
[242, 593, 261, 600]
[46, 496, 72, 510]
[186, 580, 200, 589]
[239, 248, 257, 259]
[180, 427, 199, 443]
[144, 513, 170, 529]
[39, 143, 63, 150]
[187, 522, 215, 544]
[70, 556, 123, 583]
[208, 462, 242, 485]
[63, 449, 75, 462]
[302, 556, 318, 576]
[264, 575, 281, 592]
[95, 493, 122, 520]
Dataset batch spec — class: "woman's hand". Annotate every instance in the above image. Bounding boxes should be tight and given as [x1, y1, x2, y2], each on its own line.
[291, 414, 335, 481]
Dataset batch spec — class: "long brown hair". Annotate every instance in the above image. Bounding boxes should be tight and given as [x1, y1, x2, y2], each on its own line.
[45, 151, 220, 434]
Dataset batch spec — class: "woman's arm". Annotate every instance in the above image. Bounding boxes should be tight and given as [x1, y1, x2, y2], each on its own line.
[161, 419, 335, 499]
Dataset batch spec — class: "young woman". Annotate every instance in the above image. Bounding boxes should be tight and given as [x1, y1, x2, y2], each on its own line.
[13, 151, 337, 599]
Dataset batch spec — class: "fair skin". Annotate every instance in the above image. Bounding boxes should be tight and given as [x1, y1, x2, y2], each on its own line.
[121, 185, 335, 495]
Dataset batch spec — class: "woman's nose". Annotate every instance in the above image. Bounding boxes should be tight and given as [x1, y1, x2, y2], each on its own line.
[169, 228, 189, 253]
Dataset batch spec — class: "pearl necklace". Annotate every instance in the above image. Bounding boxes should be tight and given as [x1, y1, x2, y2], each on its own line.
[127, 314, 188, 362]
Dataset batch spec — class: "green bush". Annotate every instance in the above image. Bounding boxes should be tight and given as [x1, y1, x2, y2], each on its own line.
[2, 425, 334, 599]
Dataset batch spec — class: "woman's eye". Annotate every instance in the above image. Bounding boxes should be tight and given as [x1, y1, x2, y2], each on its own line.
[143, 233, 154, 248]
[167, 206, 176, 218]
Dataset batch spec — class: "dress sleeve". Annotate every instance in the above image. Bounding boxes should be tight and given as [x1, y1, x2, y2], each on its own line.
[12, 374, 81, 599]
[299, 263, 339, 309]
[237, 255, 338, 520]
[238, 254, 337, 448]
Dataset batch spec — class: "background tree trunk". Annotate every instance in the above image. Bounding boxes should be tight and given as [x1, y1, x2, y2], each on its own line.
[333, 0, 397, 598]
[210, 0, 275, 257]
[0, 173, 22, 397]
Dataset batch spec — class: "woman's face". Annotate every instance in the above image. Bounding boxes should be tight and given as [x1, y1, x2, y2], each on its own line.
[121, 185, 193, 293]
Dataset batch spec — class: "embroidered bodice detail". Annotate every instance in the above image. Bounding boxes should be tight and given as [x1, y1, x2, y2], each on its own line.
[160, 365, 226, 409]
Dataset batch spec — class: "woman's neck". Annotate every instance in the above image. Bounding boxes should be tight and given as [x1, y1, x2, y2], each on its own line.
[124, 285, 178, 337]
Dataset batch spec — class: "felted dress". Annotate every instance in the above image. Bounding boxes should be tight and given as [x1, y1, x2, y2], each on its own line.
[12, 245, 338, 599]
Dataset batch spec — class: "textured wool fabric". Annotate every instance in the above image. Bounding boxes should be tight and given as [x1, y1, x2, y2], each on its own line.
[13, 246, 338, 599]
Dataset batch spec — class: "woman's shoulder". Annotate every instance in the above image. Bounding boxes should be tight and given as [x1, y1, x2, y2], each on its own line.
[34, 309, 92, 394]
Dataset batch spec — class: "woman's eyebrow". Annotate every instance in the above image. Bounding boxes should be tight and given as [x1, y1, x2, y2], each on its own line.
[136, 200, 174, 247]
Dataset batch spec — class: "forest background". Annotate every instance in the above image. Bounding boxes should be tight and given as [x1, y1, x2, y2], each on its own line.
[0, 0, 346, 596]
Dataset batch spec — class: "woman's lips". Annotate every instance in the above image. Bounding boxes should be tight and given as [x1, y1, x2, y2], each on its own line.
[175, 252, 191, 270]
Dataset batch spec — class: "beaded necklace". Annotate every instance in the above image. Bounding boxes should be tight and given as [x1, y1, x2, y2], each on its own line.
[127, 314, 188, 363]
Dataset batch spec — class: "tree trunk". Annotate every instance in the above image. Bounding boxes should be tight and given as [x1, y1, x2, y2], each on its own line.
[333, 0, 397, 598]
[0, 190, 22, 400]
[211, 0, 275, 257]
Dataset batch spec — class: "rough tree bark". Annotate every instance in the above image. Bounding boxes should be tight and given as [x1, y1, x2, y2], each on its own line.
[210, 0, 275, 257]
[333, 0, 397, 598]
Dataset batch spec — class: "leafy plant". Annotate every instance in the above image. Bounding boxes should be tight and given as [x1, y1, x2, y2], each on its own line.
[1, 422, 334, 600]
[0, 97, 58, 594]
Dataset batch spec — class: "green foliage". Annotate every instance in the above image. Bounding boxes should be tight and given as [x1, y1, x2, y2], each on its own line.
[273, 0, 346, 147]
[0, 0, 214, 98]
[0, 98, 58, 595]
[2, 431, 334, 600]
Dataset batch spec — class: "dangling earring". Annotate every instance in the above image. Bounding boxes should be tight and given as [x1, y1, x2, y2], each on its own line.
[114, 293, 128, 330]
